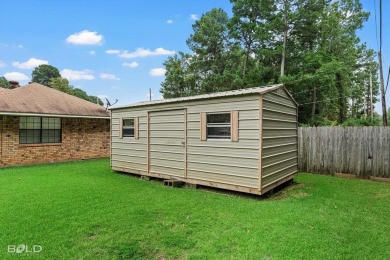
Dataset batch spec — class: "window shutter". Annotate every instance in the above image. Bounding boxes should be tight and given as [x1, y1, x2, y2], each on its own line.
[134, 117, 139, 139]
[119, 117, 123, 139]
[200, 112, 207, 141]
[231, 110, 239, 142]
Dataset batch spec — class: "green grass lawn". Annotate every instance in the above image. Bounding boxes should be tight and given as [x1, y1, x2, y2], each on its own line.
[0, 158, 389, 259]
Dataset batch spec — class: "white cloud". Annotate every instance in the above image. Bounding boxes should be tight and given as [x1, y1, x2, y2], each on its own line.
[154, 48, 176, 55]
[122, 61, 139, 68]
[166, 19, 174, 24]
[0, 61, 6, 68]
[61, 69, 95, 80]
[88, 50, 96, 55]
[106, 49, 120, 54]
[190, 14, 199, 20]
[100, 73, 120, 80]
[3, 72, 29, 81]
[149, 68, 166, 77]
[107, 48, 175, 59]
[12, 58, 48, 69]
[0, 43, 23, 49]
[66, 30, 104, 45]
[120, 47, 175, 59]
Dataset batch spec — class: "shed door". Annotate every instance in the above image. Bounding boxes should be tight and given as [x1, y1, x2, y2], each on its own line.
[149, 109, 186, 178]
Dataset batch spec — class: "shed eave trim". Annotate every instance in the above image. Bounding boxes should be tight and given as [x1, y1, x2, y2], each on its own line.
[110, 84, 284, 110]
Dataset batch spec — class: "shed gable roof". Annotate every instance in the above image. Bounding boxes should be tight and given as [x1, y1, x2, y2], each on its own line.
[112, 84, 296, 110]
[0, 83, 109, 118]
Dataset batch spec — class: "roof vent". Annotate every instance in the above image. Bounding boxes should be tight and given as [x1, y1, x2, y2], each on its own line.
[9, 81, 20, 89]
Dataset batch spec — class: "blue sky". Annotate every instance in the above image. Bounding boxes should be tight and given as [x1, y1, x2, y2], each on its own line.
[0, 0, 388, 112]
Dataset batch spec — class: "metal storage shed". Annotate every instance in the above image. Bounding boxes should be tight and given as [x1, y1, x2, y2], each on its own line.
[110, 84, 298, 195]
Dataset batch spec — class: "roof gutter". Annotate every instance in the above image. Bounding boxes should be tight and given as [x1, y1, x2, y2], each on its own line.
[0, 112, 110, 119]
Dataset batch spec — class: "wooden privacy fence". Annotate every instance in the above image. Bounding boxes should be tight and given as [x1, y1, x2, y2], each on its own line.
[298, 127, 390, 179]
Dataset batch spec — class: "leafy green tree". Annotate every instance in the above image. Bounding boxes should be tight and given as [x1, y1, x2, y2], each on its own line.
[73, 88, 91, 100]
[283, 0, 371, 125]
[0, 76, 10, 89]
[186, 8, 238, 93]
[388, 107, 390, 122]
[160, 0, 377, 126]
[160, 52, 200, 98]
[350, 46, 379, 118]
[73, 88, 103, 106]
[229, 0, 275, 81]
[88, 95, 104, 106]
[342, 114, 382, 126]
[31, 64, 61, 86]
[30, 64, 103, 106]
[161, 8, 242, 97]
[48, 77, 73, 94]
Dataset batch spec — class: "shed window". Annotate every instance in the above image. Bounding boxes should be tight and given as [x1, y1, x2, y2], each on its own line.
[19, 117, 61, 144]
[122, 118, 135, 137]
[206, 113, 231, 139]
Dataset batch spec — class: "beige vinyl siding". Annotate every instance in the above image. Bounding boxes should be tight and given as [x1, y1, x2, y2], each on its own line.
[111, 86, 298, 195]
[149, 109, 185, 178]
[187, 168, 258, 188]
[261, 90, 298, 189]
[111, 96, 259, 182]
[186, 96, 259, 189]
[111, 109, 148, 172]
[262, 143, 297, 157]
[187, 145, 258, 158]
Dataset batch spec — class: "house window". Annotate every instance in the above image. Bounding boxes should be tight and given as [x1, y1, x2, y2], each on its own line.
[122, 118, 135, 137]
[19, 117, 61, 144]
[206, 113, 231, 139]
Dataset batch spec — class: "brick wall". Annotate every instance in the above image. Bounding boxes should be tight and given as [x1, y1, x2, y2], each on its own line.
[0, 116, 110, 167]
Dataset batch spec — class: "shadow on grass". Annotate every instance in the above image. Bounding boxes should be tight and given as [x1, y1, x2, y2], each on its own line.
[113, 170, 306, 200]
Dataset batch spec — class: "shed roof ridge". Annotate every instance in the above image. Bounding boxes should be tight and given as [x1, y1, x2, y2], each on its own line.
[111, 84, 284, 110]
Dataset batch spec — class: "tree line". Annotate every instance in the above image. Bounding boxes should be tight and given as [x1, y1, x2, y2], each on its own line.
[160, 0, 383, 126]
[0, 64, 103, 106]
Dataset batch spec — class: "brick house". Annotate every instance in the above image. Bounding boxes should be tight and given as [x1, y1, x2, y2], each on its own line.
[0, 82, 110, 167]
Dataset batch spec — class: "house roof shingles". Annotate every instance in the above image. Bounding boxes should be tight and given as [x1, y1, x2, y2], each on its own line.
[0, 88, 10, 94]
[0, 83, 109, 118]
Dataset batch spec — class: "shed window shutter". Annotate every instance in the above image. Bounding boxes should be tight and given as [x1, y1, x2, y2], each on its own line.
[134, 117, 139, 139]
[119, 117, 123, 139]
[231, 111, 239, 142]
[200, 112, 207, 141]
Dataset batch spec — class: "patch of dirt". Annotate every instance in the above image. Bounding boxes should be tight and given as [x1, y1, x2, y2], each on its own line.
[267, 182, 308, 200]
[87, 233, 98, 240]
[372, 192, 390, 199]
